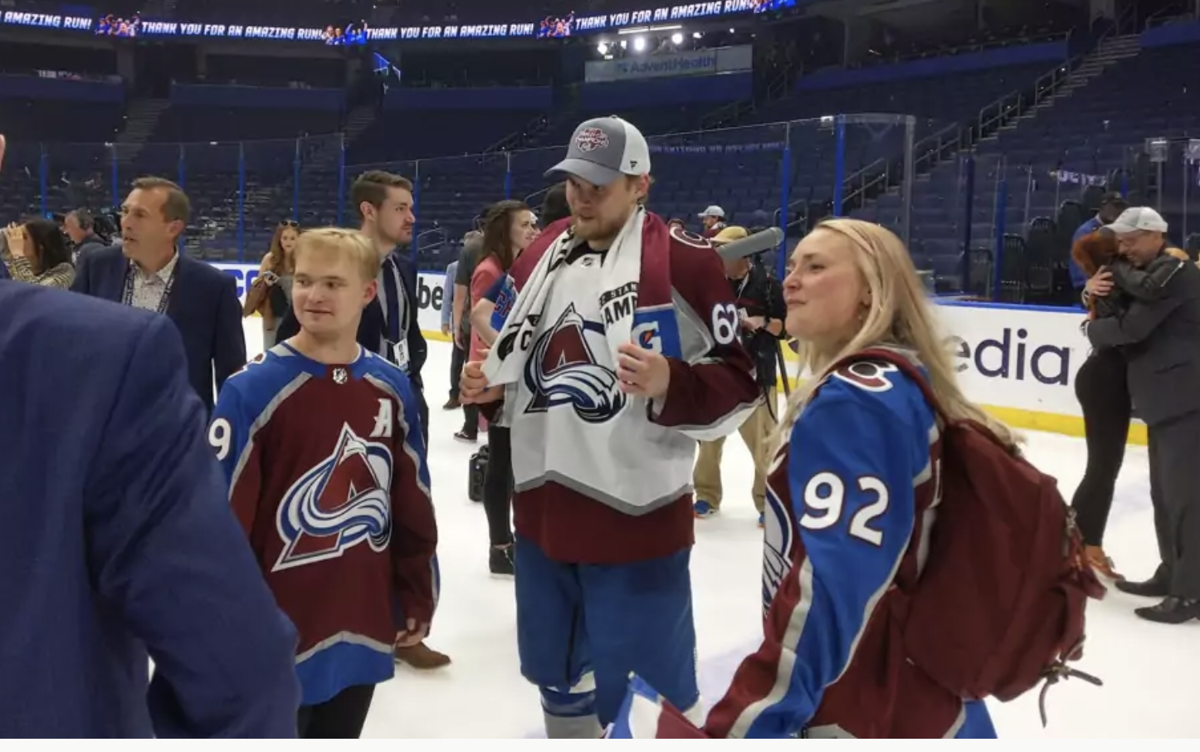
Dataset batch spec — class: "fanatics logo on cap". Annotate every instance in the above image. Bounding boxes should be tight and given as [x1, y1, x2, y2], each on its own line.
[575, 127, 610, 153]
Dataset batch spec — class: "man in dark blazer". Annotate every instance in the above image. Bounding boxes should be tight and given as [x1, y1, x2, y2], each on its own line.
[1085, 207, 1200, 623]
[71, 176, 245, 412]
[273, 172, 429, 435]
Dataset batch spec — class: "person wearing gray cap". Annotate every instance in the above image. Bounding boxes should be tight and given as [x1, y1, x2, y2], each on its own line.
[459, 115, 761, 736]
[698, 205, 727, 238]
[1084, 206, 1200, 623]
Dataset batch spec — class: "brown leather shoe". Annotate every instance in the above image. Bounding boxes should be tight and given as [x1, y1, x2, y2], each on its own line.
[1083, 545, 1124, 582]
[393, 642, 451, 670]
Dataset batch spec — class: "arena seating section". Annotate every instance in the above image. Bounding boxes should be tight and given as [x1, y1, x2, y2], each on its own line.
[849, 37, 1200, 293]
[4, 26, 1199, 293]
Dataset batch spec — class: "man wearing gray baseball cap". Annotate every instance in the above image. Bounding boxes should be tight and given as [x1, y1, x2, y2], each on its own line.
[1086, 205, 1200, 623]
[539, 115, 654, 249]
[459, 115, 760, 736]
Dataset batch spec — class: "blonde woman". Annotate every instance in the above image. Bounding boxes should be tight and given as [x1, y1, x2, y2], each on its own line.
[703, 219, 1008, 739]
[243, 220, 299, 348]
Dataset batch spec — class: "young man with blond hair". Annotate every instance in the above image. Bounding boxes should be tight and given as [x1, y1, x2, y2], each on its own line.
[209, 227, 439, 737]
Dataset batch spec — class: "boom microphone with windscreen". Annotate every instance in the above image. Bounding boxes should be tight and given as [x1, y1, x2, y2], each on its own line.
[715, 226, 784, 261]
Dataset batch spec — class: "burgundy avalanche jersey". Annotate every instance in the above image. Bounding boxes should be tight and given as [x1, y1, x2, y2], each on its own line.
[209, 342, 438, 706]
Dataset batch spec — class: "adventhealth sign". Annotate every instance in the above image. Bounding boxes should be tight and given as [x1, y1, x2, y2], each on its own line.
[616, 52, 718, 77]
[216, 263, 1118, 442]
[585, 45, 752, 83]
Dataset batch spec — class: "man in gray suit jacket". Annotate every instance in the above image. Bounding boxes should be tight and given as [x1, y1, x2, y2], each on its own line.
[1086, 207, 1200, 624]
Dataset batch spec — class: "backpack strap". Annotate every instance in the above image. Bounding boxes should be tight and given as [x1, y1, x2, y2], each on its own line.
[826, 347, 951, 425]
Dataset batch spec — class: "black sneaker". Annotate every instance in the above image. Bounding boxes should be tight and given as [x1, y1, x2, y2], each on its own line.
[454, 430, 477, 444]
[489, 545, 515, 576]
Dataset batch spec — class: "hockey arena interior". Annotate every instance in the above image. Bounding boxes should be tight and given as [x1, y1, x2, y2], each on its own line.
[3, 0, 1200, 739]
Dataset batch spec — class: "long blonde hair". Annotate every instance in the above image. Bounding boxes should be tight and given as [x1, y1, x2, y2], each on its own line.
[775, 219, 1018, 450]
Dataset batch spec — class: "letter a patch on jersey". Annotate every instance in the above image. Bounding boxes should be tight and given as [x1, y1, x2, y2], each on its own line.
[274, 423, 393, 572]
[371, 398, 393, 438]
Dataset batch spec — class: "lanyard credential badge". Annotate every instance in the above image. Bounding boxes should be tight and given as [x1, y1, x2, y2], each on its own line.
[389, 338, 410, 374]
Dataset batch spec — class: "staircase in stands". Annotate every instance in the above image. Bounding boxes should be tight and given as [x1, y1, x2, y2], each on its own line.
[484, 86, 583, 156]
[184, 103, 380, 256]
[113, 99, 171, 165]
[840, 28, 1144, 230]
[1000, 34, 1142, 130]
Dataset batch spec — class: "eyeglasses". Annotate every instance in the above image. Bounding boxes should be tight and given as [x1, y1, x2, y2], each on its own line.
[279, 220, 299, 228]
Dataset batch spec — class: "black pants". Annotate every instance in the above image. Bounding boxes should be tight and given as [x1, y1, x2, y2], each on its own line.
[1070, 348, 1131, 547]
[449, 344, 466, 400]
[461, 403, 480, 438]
[1147, 411, 1200, 598]
[297, 684, 376, 738]
[413, 380, 429, 448]
[484, 425, 513, 547]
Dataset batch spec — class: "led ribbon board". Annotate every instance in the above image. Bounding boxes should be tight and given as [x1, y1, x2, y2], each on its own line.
[0, 1, 798, 44]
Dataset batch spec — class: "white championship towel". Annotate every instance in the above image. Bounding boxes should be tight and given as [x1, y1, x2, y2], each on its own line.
[482, 206, 646, 388]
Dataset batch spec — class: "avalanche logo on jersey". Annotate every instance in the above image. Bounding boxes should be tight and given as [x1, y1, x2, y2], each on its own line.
[524, 303, 626, 423]
[274, 423, 393, 572]
[833, 360, 900, 392]
[761, 447, 794, 618]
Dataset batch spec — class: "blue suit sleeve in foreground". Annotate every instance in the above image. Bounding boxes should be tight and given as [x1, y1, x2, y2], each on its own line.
[86, 316, 300, 737]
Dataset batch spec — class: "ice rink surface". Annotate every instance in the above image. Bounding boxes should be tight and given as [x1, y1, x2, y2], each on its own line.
[244, 327, 1200, 738]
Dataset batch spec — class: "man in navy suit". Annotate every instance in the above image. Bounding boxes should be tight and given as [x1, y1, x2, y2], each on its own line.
[71, 176, 246, 411]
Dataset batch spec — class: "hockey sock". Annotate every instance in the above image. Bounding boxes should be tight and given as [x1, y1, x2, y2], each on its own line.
[540, 683, 601, 739]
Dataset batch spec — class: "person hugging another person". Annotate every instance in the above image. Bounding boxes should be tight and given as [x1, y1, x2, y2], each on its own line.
[1068, 224, 1189, 581]
[244, 220, 300, 349]
[1082, 207, 1200, 624]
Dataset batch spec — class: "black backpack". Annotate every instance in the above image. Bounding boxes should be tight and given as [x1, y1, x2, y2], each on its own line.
[468, 445, 489, 503]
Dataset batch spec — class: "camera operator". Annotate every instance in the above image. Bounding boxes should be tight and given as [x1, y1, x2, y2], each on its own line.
[64, 209, 108, 263]
[692, 226, 788, 526]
